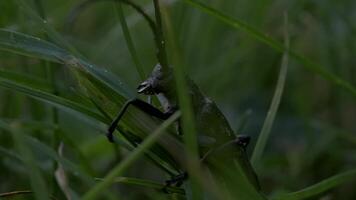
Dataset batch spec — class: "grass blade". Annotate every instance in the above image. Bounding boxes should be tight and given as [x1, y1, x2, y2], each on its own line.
[272, 169, 356, 200]
[82, 111, 181, 200]
[0, 121, 50, 200]
[161, 4, 202, 200]
[0, 72, 108, 123]
[94, 176, 185, 194]
[114, 1, 146, 80]
[0, 28, 133, 97]
[251, 13, 289, 167]
[182, 0, 356, 98]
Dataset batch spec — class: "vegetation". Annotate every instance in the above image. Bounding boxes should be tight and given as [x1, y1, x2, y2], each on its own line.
[0, 0, 355, 199]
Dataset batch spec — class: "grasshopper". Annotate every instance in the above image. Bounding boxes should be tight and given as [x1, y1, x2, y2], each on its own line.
[68, 0, 262, 195]
[101, 0, 263, 194]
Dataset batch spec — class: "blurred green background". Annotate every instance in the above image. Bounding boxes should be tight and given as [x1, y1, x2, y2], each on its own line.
[0, 0, 356, 199]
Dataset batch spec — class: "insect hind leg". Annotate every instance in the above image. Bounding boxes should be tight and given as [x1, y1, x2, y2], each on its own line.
[107, 98, 172, 142]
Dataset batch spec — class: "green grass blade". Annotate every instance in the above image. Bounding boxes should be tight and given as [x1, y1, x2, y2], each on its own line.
[0, 29, 133, 97]
[161, 5, 202, 200]
[0, 119, 95, 186]
[0, 121, 50, 200]
[82, 111, 181, 200]
[0, 73, 107, 123]
[0, 69, 52, 92]
[115, 1, 146, 81]
[251, 13, 290, 167]
[272, 169, 356, 200]
[182, 0, 356, 98]
[94, 176, 185, 194]
[15, 0, 80, 55]
[26, 136, 95, 186]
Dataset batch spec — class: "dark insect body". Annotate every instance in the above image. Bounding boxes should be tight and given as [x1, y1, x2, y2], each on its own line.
[107, 63, 262, 191]
[68, 0, 264, 196]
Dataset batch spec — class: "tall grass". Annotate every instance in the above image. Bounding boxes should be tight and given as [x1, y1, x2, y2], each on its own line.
[0, 0, 356, 199]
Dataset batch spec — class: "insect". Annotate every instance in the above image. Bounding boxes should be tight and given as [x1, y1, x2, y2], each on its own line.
[102, 0, 263, 194]
[68, 0, 263, 196]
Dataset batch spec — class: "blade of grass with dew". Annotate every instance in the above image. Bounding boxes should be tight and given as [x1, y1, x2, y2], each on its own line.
[0, 121, 50, 200]
[161, 4, 202, 200]
[272, 169, 356, 200]
[114, 0, 146, 80]
[82, 111, 181, 200]
[94, 176, 185, 194]
[251, 13, 290, 167]
[182, 0, 356, 98]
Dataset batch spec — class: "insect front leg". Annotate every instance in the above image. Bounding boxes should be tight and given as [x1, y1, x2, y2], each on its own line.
[107, 98, 173, 142]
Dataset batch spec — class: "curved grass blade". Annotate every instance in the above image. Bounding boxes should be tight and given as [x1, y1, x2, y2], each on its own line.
[0, 29, 133, 98]
[272, 169, 356, 200]
[182, 0, 356, 98]
[252, 13, 289, 167]
[83, 111, 181, 200]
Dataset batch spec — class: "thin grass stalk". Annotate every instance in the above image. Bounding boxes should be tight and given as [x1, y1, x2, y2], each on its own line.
[114, 1, 146, 80]
[251, 13, 290, 167]
[160, 4, 202, 200]
[272, 168, 356, 200]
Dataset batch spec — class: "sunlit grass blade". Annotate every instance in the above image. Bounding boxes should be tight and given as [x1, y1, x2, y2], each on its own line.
[252, 13, 289, 167]
[182, 0, 356, 98]
[272, 169, 356, 200]
[0, 121, 50, 200]
[82, 111, 181, 200]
